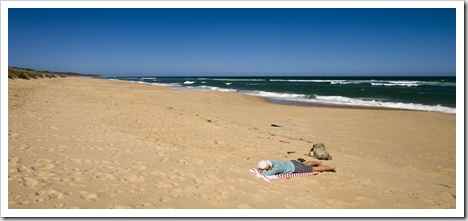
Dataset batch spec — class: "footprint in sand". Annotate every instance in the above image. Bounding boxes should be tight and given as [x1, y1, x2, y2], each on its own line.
[177, 157, 205, 165]
[155, 153, 170, 162]
[19, 200, 31, 206]
[22, 177, 39, 187]
[9, 132, 22, 138]
[8, 157, 21, 166]
[177, 159, 188, 165]
[149, 171, 167, 177]
[205, 167, 220, 173]
[111, 205, 133, 209]
[95, 173, 116, 180]
[35, 171, 58, 181]
[169, 188, 198, 198]
[17, 165, 31, 173]
[154, 181, 173, 189]
[169, 175, 186, 182]
[53, 203, 65, 208]
[123, 174, 146, 182]
[193, 159, 205, 165]
[129, 161, 147, 170]
[237, 204, 255, 209]
[102, 165, 115, 170]
[159, 156, 170, 162]
[159, 196, 172, 203]
[71, 177, 86, 182]
[140, 203, 155, 208]
[231, 178, 256, 185]
[69, 158, 83, 163]
[68, 170, 83, 176]
[36, 189, 64, 200]
[82, 194, 98, 201]
[193, 174, 223, 185]
[77, 191, 98, 201]
[284, 196, 316, 207]
[31, 159, 56, 170]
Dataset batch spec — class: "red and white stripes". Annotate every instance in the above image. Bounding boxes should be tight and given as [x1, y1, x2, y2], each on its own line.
[249, 168, 319, 182]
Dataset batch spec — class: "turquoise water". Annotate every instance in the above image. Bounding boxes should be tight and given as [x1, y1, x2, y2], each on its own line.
[110, 76, 456, 114]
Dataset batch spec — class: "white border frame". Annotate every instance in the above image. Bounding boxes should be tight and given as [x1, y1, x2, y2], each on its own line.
[1, 0, 464, 218]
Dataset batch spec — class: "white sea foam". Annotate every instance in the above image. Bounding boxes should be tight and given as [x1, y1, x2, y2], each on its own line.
[240, 89, 455, 114]
[312, 95, 455, 114]
[418, 81, 456, 87]
[208, 78, 267, 82]
[184, 81, 195, 84]
[225, 82, 232, 85]
[150, 82, 181, 87]
[109, 78, 181, 88]
[371, 82, 419, 87]
[245, 91, 309, 100]
[270, 79, 455, 87]
[197, 85, 237, 92]
[269, 79, 359, 84]
[270, 79, 335, 83]
[371, 80, 455, 87]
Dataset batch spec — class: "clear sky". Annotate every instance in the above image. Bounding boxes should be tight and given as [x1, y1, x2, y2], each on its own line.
[8, 8, 455, 77]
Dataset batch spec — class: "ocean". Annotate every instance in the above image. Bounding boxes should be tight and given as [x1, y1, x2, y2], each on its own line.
[109, 76, 456, 114]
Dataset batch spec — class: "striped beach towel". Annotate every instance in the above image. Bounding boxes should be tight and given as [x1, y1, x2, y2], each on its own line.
[249, 168, 320, 182]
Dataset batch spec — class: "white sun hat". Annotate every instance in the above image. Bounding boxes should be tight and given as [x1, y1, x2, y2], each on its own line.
[257, 160, 272, 170]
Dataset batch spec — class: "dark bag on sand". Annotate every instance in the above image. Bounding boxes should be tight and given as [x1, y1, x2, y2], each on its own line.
[309, 143, 332, 160]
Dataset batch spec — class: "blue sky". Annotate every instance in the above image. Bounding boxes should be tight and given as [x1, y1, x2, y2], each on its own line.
[8, 8, 455, 77]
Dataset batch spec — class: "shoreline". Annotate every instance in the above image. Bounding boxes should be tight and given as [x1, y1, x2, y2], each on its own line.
[266, 97, 413, 111]
[109, 78, 455, 114]
[7, 77, 457, 211]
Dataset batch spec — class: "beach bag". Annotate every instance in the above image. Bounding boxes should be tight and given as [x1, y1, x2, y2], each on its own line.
[309, 143, 332, 160]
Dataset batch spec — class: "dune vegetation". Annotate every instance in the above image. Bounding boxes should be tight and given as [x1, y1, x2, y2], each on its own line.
[8, 67, 66, 79]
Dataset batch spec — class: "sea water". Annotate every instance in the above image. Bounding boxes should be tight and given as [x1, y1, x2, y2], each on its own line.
[109, 76, 456, 114]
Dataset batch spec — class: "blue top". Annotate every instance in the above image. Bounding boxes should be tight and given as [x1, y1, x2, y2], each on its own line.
[261, 159, 295, 176]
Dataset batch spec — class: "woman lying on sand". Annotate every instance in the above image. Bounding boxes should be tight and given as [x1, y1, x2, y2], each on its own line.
[257, 158, 336, 176]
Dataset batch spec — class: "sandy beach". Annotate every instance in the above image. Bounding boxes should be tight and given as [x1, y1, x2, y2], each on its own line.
[7, 77, 457, 212]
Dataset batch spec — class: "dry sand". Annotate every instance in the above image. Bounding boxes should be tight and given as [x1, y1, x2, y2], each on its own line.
[7, 77, 457, 212]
